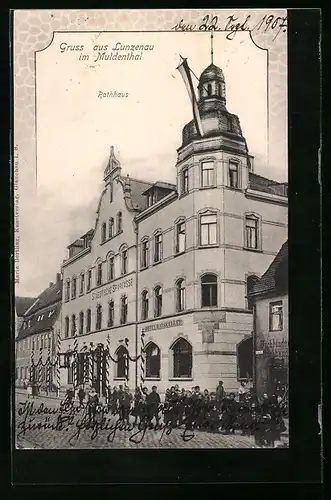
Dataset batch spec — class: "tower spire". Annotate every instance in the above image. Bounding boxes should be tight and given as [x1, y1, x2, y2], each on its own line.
[210, 31, 214, 65]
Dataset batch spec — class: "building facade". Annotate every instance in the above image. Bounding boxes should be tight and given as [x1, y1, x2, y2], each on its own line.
[249, 241, 288, 399]
[59, 61, 288, 395]
[15, 275, 62, 390]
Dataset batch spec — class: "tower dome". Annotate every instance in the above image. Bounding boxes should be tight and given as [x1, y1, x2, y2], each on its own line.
[199, 63, 224, 84]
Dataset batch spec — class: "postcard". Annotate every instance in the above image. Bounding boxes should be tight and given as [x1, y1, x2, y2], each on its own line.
[13, 9, 289, 451]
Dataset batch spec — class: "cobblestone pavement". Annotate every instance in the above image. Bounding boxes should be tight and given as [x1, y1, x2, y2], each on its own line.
[15, 392, 288, 450]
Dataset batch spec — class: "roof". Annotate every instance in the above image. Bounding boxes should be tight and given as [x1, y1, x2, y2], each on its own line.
[249, 173, 287, 197]
[141, 181, 177, 195]
[199, 64, 224, 84]
[126, 177, 153, 211]
[17, 303, 61, 340]
[16, 297, 36, 317]
[25, 279, 63, 316]
[249, 241, 288, 297]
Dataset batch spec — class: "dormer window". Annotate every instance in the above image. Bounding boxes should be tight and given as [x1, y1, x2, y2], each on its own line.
[147, 191, 155, 207]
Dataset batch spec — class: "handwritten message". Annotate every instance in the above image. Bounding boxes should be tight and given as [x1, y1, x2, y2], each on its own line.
[16, 400, 203, 446]
[172, 13, 287, 41]
[59, 41, 155, 63]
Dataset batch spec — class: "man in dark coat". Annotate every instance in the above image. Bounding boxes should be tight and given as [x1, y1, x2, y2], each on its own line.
[215, 381, 225, 410]
[146, 386, 161, 428]
[120, 386, 132, 424]
[87, 388, 99, 423]
[221, 393, 239, 434]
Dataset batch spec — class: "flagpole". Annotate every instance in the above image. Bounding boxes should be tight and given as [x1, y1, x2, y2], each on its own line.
[211, 32, 214, 65]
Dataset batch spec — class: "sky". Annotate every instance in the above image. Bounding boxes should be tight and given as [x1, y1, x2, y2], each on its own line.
[16, 30, 287, 297]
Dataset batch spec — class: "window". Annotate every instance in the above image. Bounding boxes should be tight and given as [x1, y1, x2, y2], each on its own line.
[154, 232, 163, 263]
[141, 290, 149, 320]
[79, 311, 84, 335]
[116, 345, 127, 378]
[217, 83, 222, 96]
[120, 295, 128, 325]
[181, 168, 189, 194]
[237, 336, 253, 380]
[108, 256, 115, 281]
[108, 300, 114, 327]
[96, 304, 102, 330]
[80, 273, 85, 295]
[86, 309, 91, 333]
[109, 217, 114, 238]
[117, 212, 122, 233]
[200, 213, 217, 246]
[109, 182, 113, 203]
[246, 275, 259, 310]
[229, 161, 239, 188]
[154, 286, 162, 317]
[65, 316, 69, 338]
[269, 301, 283, 331]
[207, 83, 212, 95]
[121, 248, 128, 275]
[65, 280, 70, 301]
[201, 161, 215, 187]
[175, 220, 186, 254]
[87, 269, 92, 291]
[101, 222, 107, 243]
[71, 314, 76, 337]
[145, 343, 160, 378]
[67, 361, 73, 384]
[41, 336, 44, 349]
[245, 215, 259, 250]
[147, 191, 155, 207]
[172, 338, 192, 378]
[141, 238, 149, 268]
[96, 262, 103, 286]
[201, 274, 218, 307]
[176, 279, 185, 312]
[71, 277, 77, 299]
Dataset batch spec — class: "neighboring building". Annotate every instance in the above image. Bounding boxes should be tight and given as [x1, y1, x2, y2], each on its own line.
[249, 241, 288, 399]
[15, 296, 36, 340]
[59, 59, 288, 395]
[15, 275, 62, 389]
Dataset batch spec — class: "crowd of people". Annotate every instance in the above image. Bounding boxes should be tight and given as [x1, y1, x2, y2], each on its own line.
[64, 380, 288, 448]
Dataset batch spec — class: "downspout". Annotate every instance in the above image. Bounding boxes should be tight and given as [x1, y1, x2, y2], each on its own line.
[134, 217, 139, 389]
[252, 302, 257, 399]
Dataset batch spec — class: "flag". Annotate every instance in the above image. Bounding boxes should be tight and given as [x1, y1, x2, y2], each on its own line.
[177, 56, 204, 138]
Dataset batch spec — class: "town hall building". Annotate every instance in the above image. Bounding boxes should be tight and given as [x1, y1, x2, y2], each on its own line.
[59, 60, 288, 396]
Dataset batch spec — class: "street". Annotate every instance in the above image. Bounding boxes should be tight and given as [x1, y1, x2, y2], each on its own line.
[15, 391, 288, 449]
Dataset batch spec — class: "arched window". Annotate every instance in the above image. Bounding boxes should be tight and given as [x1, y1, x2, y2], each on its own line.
[71, 276, 77, 299]
[96, 261, 103, 286]
[86, 309, 91, 333]
[154, 232, 163, 263]
[246, 275, 259, 310]
[116, 345, 127, 378]
[121, 247, 128, 275]
[120, 295, 128, 325]
[141, 237, 149, 269]
[172, 338, 192, 378]
[109, 182, 113, 203]
[87, 269, 92, 291]
[109, 217, 114, 239]
[117, 211, 122, 233]
[201, 273, 218, 307]
[79, 273, 85, 295]
[181, 168, 189, 194]
[71, 314, 76, 337]
[237, 336, 253, 380]
[245, 214, 260, 250]
[108, 256, 115, 281]
[176, 279, 185, 312]
[79, 311, 84, 335]
[108, 300, 114, 327]
[141, 290, 149, 320]
[154, 286, 162, 318]
[96, 304, 102, 330]
[207, 83, 212, 96]
[145, 342, 160, 378]
[175, 219, 186, 254]
[101, 222, 107, 243]
[65, 280, 70, 301]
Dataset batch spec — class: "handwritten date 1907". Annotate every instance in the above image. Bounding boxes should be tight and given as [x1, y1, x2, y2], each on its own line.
[172, 14, 287, 42]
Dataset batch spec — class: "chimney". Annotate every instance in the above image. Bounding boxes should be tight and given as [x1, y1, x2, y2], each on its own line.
[56, 273, 61, 283]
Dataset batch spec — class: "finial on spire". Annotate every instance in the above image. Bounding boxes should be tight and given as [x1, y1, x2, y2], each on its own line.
[210, 31, 214, 65]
